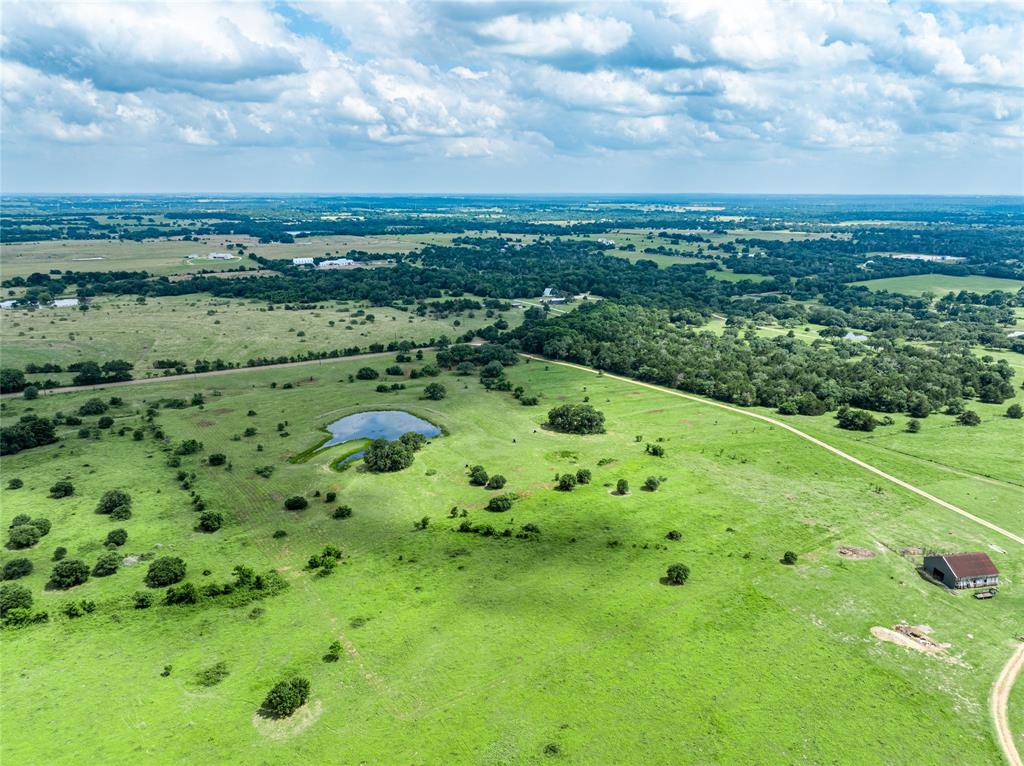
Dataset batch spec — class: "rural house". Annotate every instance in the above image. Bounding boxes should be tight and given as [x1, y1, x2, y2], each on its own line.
[923, 552, 999, 589]
[292, 257, 314, 266]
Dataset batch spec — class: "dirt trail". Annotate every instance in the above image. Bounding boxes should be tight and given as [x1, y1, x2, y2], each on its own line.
[523, 354, 1024, 547]
[993, 642, 1024, 766]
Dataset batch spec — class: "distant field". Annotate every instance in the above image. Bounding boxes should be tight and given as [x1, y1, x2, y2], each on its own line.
[0, 295, 524, 373]
[1, 355, 1019, 764]
[706, 268, 771, 283]
[852, 274, 1024, 296]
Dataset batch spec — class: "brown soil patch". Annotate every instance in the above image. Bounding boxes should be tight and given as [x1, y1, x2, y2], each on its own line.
[871, 624, 949, 655]
[196, 420, 215, 428]
[252, 700, 322, 740]
[838, 546, 876, 560]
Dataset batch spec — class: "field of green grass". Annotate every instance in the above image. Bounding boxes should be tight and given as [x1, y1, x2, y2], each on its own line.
[1, 354, 1020, 764]
[851, 274, 1024, 296]
[0, 295, 523, 375]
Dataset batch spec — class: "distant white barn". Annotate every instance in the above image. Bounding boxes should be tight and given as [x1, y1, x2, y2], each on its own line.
[52, 298, 80, 308]
[292, 257, 314, 266]
[317, 258, 355, 270]
[542, 287, 554, 298]
[843, 332, 868, 342]
[0, 300, 17, 310]
[208, 252, 234, 260]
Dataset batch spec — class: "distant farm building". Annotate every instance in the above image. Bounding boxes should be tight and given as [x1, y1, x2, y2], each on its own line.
[52, 298, 80, 308]
[923, 552, 999, 589]
[207, 252, 234, 260]
[843, 332, 869, 342]
[292, 257, 314, 267]
[316, 258, 356, 270]
[597, 238, 616, 246]
[542, 287, 555, 298]
[0, 300, 17, 310]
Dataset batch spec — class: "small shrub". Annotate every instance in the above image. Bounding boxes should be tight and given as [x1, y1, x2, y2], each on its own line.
[133, 591, 153, 609]
[486, 495, 513, 513]
[284, 496, 308, 511]
[7, 478, 23, 489]
[556, 473, 577, 491]
[666, 530, 682, 541]
[906, 419, 921, 433]
[1007, 403, 1023, 419]
[49, 481, 75, 498]
[174, 439, 203, 455]
[665, 563, 689, 585]
[616, 478, 629, 495]
[485, 474, 506, 490]
[145, 556, 186, 588]
[0, 583, 32, 616]
[197, 511, 224, 533]
[469, 465, 489, 486]
[324, 491, 337, 503]
[422, 382, 447, 400]
[398, 431, 427, 451]
[48, 559, 90, 589]
[643, 476, 661, 492]
[165, 582, 199, 605]
[355, 367, 379, 380]
[208, 453, 227, 466]
[261, 677, 311, 718]
[332, 505, 353, 519]
[324, 641, 342, 662]
[95, 489, 131, 516]
[7, 525, 41, 549]
[195, 661, 230, 687]
[272, 530, 288, 538]
[575, 469, 592, 484]
[92, 552, 121, 577]
[106, 528, 128, 547]
[97, 416, 114, 429]
[2, 558, 33, 580]
[782, 551, 799, 565]
[77, 398, 108, 416]
[645, 443, 665, 457]
[52, 546, 67, 561]
[28, 518, 50, 536]
[957, 410, 981, 427]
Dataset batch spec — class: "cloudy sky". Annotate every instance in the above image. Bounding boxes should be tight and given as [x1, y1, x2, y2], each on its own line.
[1, 1, 1021, 194]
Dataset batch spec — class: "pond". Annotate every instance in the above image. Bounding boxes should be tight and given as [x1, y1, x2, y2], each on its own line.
[318, 410, 441, 462]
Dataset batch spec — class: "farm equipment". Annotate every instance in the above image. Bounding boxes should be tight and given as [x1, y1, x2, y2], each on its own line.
[973, 588, 998, 600]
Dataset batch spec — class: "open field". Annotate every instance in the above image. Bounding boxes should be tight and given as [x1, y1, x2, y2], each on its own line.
[0, 295, 523, 374]
[852, 274, 1024, 296]
[1, 355, 1020, 764]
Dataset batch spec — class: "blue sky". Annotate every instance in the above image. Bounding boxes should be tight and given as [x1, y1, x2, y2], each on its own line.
[1, 1, 1021, 194]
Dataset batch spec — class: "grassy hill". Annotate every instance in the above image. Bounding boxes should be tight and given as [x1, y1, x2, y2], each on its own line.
[1, 354, 1019, 764]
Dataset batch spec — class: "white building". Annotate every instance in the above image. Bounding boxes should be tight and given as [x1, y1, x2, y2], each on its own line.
[208, 252, 234, 260]
[317, 258, 355, 270]
[0, 300, 17, 310]
[292, 257, 314, 266]
[52, 298, 80, 308]
[843, 332, 868, 342]
[597, 238, 616, 246]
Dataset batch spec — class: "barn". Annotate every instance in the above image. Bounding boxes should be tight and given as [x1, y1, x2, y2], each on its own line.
[923, 552, 999, 589]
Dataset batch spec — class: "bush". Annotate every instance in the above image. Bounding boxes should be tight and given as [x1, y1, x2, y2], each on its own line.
[52, 546, 67, 561]
[133, 591, 153, 609]
[643, 476, 661, 492]
[92, 552, 121, 577]
[106, 528, 128, 547]
[324, 491, 337, 503]
[575, 469, 592, 484]
[957, 410, 981, 427]
[49, 481, 75, 498]
[782, 551, 799, 565]
[666, 530, 682, 541]
[665, 563, 689, 585]
[469, 465, 489, 486]
[486, 474, 506, 490]
[95, 489, 131, 516]
[262, 677, 311, 718]
[398, 431, 427, 451]
[486, 495, 513, 513]
[906, 419, 921, 433]
[6, 478, 22, 489]
[78, 398, 108, 416]
[208, 453, 227, 466]
[355, 367, 379, 380]
[422, 382, 447, 400]
[2, 558, 33, 580]
[48, 559, 90, 589]
[363, 439, 414, 472]
[9, 514, 31, 528]
[546, 404, 606, 434]
[332, 505, 353, 519]
[385, 365, 403, 376]
[7, 525, 41, 549]
[1007, 403, 1023, 419]
[197, 511, 224, 533]
[272, 529, 288, 538]
[324, 641, 342, 662]
[284, 496, 308, 511]
[616, 479, 629, 495]
[22, 385, 38, 400]
[174, 439, 203, 455]
[556, 473, 577, 491]
[29, 518, 51, 536]
[97, 416, 114, 429]
[645, 443, 665, 457]
[195, 661, 230, 687]
[164, 582, 198, 605]
[0, 583, 32, 616]
[836, 407, 878, 432]
[145, 556, 186, 588]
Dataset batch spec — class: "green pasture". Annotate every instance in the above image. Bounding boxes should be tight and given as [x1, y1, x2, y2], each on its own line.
[851, 274, 1024, 296]
[1, 355, 1020, 764]
[0, 295, 523, 374]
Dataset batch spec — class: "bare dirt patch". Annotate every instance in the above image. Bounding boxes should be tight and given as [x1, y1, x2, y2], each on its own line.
[196, 420, 215, 428]
[838, 545, 876, 560]
[252, 700, 322, 740]
[871, 624, 953, 658]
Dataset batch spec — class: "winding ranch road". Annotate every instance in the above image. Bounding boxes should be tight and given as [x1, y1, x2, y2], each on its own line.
[8, 346, 1023, 761]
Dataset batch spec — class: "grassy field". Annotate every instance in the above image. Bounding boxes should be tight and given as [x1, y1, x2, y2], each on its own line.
[1, 354, 1020, 765]
[0, 295, 524, 374]
[851, 274, 1024, 296]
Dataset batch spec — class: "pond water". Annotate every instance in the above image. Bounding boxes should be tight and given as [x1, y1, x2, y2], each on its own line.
[318, 410, 441, 461]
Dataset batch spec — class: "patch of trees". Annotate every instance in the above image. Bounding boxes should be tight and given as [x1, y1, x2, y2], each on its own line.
[2, 558, 33, 580]
[7, 515, 51, 549]
[546, 404, 606, 435]
[96, 489, 133, 520]
[514, 301, 1016, 417]
[363, 438, 414, 472]
[262, 677, 311, 718]
[145, 556, 186, 588]
[1, 415, 58, 455]
[48, 559, 90, 589]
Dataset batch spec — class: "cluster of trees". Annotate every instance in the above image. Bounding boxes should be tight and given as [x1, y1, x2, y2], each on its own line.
[513, 302, 1016, 417]
[1, 414, 58, 455]
[546, 404, 606, 434]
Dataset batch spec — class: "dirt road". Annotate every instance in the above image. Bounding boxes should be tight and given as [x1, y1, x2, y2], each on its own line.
[993, 642, 1024, 766]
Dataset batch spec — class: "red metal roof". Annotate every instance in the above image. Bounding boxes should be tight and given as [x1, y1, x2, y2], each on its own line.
[943, 552, 999, 578]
